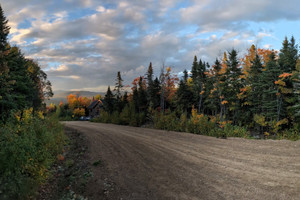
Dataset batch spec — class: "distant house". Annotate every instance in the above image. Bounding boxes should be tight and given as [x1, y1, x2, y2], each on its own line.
[88, 100, 103, 118]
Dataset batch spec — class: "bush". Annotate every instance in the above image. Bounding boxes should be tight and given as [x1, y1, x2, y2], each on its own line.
[0, 111, 65, 199]
[111, 111, 121, 124]
[186, 109, 215, 135]
[153, 111, 179, 131]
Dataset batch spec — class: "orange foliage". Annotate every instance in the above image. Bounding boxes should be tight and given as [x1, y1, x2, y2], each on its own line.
[78, 96, 91, 107]
[67, 94, 78, 109]
[241, 45, 274, 78]
[279, 73, 292, 78]
[221, 100, 228, 105]
[131, 76, 146, 91]
[67, 94, 91, 109]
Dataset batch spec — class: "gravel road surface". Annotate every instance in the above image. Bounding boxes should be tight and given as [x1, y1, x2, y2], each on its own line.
[64, 121, 300, 200]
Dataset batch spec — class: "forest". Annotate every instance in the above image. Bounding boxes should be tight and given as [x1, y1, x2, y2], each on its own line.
[55, 36, 300, 140]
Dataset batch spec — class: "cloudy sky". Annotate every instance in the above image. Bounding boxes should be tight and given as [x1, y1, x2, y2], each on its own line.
[2, 0, 300, 92]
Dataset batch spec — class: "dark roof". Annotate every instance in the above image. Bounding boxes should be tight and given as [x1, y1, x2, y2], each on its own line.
[88, 100, 103, 109]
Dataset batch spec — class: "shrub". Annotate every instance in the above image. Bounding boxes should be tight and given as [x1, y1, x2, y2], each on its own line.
[153, 111, 179, 131]
[99, 110, 111, 123]
[186, 107, 215, 135]
[0, 111, 65, 199]
[111, 111, 121, 124]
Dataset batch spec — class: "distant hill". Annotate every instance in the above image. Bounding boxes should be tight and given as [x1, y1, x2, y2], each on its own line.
[45, 90, 105, 105]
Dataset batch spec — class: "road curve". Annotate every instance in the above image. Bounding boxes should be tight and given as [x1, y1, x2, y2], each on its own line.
[64, 121, 300, 200]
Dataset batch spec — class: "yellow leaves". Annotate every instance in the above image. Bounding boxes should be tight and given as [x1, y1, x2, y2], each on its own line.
[264, 132, 270, 137]
[15, 108, 34, 124]
[191, 105, 197, 118]
[242, 101, 251, 106]
[210, 88, 217, 94]
[219, 95, 224, 99]
[73, 108, 85, 117]
[187, 77, 193, 86]
[276, 118, 288, 127]
[37, 111, 44, 119]
[166, 66, 171, 72]
[200, 91, 205, 95]
[254, 114, 267, 127]
[274, 79, 286, 86]
[191, 105, 205, 125]
[221, 100, 228, 105]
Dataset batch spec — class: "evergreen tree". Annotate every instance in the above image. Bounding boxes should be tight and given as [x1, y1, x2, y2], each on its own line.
[114, 71, 124, 112]
[138, 76, 147, 112]
[176, 70, 193, 113]
[146, 62, 155, 108]
[191, 56, 207, 112]
[261, 52, 281, 121]
[0, 4, 9, 51]
[249, 54, 264, 115]
[279, 36, 298, 72]
[132, 86, 139, 112]
[104, 86, 114, 114]
[278, 37, 299, 123]
[114, 71, 123, 97]
[122, 91, 128, 108]
[152, 77, 161, 109]
[225, 49, 243, 124]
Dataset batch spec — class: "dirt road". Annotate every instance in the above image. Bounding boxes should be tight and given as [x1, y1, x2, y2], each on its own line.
[64, 121, 300, 200]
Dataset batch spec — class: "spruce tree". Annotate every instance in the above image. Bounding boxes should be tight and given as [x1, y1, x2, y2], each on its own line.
[261, 52, 281, 121]
[104, 86, 114, 114]
[138, 76, 147, 112]
[114, 71, 124, 112]
[146, 62, 155, 108]
[176, 70, 192, 113]
[0, 4, 9, 51]
[225, 49, 243, 124]
[152, 77, 161, 109]
[249, 54, 264, 115]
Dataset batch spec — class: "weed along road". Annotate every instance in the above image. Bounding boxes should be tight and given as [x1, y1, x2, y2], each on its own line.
[64, 121, 300, 200]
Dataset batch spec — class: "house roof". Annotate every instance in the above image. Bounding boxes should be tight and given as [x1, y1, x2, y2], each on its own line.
[88, 100, 103, 109]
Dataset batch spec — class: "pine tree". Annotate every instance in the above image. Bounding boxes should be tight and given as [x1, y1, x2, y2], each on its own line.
[278, 37, 299, 124]
[114, 71, 124, 112]
[225, 49, 243, 124]
[176, 70, 193, 113]
[0, 4, 10, 51]
[146, 62, 155, 108]
[261, 52, 281, 121]
[138, 76, 147, 112]
[104, 86, 114, 114]
[249, 54, 264, 115]
[152, 77, 161, 109]
[191, 56, 207, 113]
[114, 71, 123, 96]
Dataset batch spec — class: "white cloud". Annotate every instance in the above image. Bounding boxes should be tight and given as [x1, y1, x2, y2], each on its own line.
[2, 0, 300, 92]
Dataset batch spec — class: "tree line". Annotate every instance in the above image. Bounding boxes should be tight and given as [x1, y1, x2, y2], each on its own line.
[0, 5, 53, 122]
[98, 38, 299, 138]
